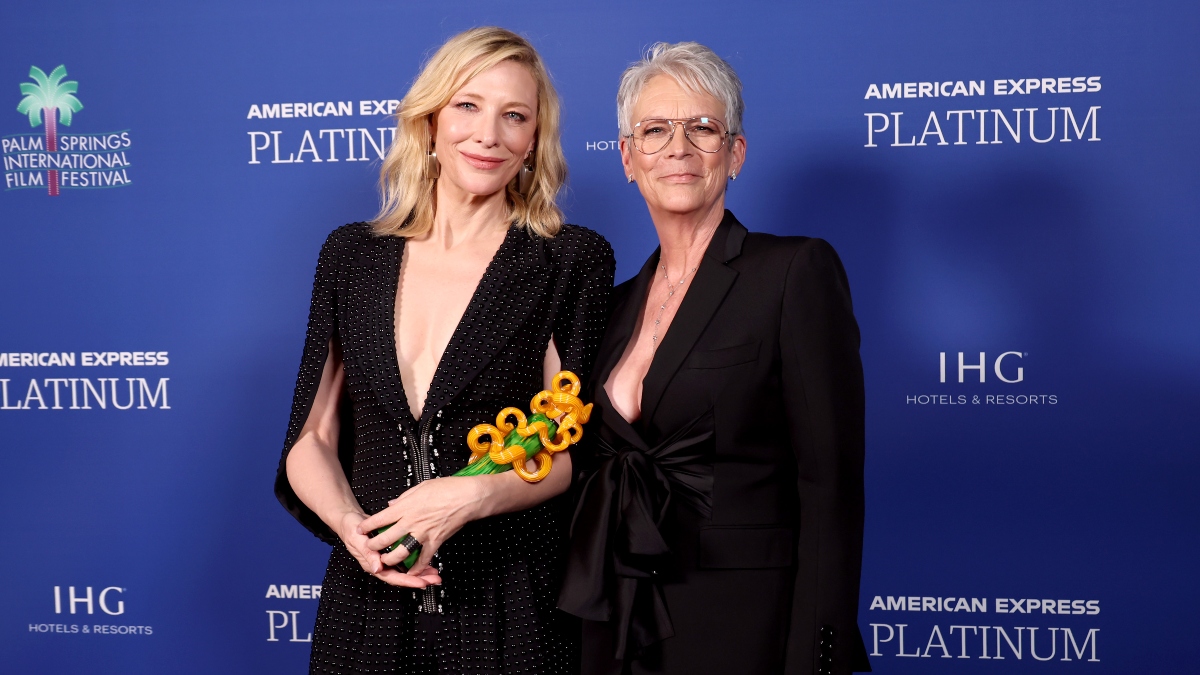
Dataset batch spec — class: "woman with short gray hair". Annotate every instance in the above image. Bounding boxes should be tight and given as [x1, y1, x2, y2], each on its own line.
[559, 42, 870, 675]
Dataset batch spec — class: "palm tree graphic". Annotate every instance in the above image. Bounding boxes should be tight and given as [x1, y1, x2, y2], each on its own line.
[16, 65, 83, 196]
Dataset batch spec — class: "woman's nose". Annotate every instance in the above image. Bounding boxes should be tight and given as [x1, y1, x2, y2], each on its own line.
[663, 121, 692, 158]
[475, 113, 501, 147]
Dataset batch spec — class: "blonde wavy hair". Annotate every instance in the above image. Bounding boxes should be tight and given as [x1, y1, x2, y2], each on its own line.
[372, 27, 567, 239]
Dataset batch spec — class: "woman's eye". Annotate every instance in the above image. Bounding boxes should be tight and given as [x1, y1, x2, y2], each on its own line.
[505, 111, 527, 122]
[456, 102, 477, 111]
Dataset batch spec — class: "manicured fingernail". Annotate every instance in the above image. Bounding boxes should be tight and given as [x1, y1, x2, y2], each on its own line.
[388, 498, 397, 505]
[356, 526, 363, 535]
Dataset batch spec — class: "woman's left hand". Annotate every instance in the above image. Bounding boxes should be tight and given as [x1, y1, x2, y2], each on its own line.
[358, 475, 485, 574]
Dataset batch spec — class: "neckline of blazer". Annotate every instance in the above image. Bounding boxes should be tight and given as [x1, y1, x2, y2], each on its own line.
[595, 209, 748, 426]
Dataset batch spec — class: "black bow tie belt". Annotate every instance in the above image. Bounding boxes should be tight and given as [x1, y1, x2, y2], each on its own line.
[558, 415, 714, 659]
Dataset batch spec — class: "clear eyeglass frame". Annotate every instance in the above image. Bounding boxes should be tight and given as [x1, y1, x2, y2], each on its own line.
[625, 117, 732, 154]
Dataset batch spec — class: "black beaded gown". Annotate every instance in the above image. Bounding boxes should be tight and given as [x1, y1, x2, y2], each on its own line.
[275, 221, 614, 674]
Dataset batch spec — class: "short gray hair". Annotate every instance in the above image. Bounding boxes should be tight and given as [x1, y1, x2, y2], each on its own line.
[616, 41, 744, 137]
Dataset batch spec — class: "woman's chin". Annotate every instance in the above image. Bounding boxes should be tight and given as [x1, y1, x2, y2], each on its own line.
[647, 193, 717, 218]
[442, 174, 514, 200]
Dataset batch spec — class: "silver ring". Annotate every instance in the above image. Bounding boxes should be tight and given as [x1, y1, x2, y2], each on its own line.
[397, 534, 421, 553]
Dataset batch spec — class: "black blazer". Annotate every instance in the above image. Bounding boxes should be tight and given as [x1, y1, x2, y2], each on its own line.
[561, 211, 870, 675]
[274, 222, 614, 673]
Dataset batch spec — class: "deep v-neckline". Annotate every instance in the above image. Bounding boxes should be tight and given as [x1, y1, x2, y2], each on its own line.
[602, 248, 662, 426]
[389, 226, 516, 422]
[597, 211, 745, 428]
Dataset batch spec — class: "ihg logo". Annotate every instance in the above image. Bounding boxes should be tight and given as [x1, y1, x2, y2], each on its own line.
[53, 586, 125, 615]
[939, 351, 1025, 383]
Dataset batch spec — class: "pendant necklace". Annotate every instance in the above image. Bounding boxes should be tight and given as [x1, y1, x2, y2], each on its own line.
[650, 261, 698, 350]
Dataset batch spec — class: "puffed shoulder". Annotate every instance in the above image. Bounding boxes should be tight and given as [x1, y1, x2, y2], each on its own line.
[320, 221, 374, 251]
[544, 223, 619, 278]
[312, 222, 370, 263]
[546, 223, 614, 254]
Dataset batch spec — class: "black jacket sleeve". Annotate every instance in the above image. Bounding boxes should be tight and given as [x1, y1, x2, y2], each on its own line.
[273, 226, 351, 545]
[779, 238, 871, 674]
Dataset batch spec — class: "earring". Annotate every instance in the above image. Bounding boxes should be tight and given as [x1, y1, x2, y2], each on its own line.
[730, 171, 738, 181]
[519, 161, 535, 194]
[426, 149, 439, 179]
[627, 174, 634, 183]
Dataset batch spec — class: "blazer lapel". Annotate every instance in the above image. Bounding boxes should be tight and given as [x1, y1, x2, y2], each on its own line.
[593, 252, 659, 389]
[421, 227, 552, 415]
[640, 211, 747, 425]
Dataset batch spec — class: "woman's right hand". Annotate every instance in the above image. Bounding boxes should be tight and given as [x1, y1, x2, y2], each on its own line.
[336, 511, 442, 588]
[288, 343, 441, 589]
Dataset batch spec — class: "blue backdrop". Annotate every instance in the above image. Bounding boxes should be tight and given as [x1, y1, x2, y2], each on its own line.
[2, 1, 1197, 672]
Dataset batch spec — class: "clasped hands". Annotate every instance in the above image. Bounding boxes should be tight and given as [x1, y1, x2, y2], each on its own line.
[336, 475, 484, 588]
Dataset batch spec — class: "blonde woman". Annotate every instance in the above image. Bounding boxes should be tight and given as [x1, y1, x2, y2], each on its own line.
[275, 27, 614, 674]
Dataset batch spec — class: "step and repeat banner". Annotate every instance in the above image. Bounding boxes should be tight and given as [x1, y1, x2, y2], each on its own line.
[2, 1, 1197, 673]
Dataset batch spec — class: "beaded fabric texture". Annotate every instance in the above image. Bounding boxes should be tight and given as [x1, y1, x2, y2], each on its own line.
[275, 222, 615, 674]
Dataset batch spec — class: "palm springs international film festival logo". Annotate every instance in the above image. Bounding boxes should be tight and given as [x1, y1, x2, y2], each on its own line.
[4, 65, 132, 195]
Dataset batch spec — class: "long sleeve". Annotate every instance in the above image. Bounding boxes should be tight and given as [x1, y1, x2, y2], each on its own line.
[779, 238, 871, 674]
[274, 226, 350, 545]
[552, 228, 615, 393]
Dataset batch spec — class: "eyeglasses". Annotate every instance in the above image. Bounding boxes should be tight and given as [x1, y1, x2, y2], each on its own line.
[625, 117, 732, 155]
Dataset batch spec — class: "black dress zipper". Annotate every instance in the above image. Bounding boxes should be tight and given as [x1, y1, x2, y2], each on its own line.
[404, 414, 440, 614]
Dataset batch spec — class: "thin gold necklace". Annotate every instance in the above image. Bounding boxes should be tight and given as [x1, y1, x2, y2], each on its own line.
[651, 262, 698, 349]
